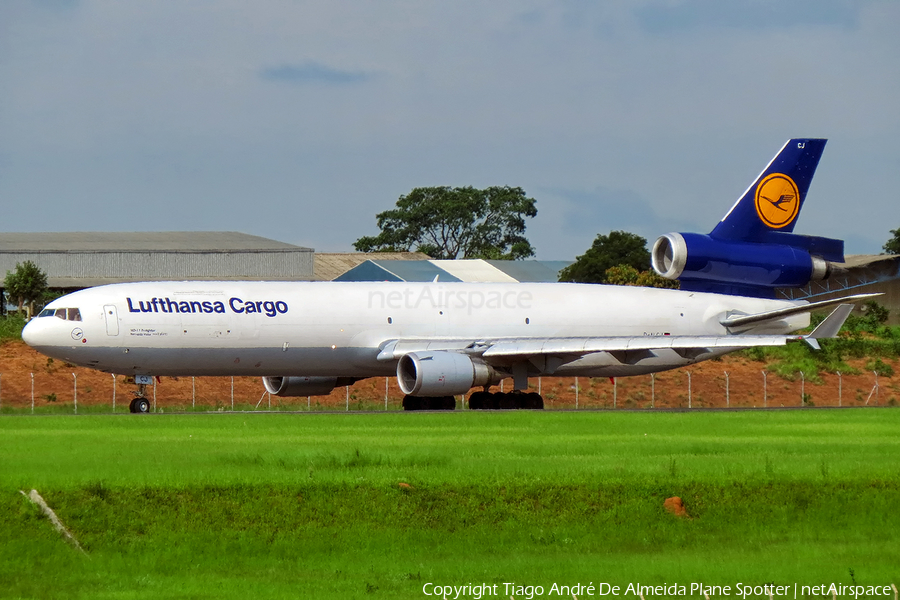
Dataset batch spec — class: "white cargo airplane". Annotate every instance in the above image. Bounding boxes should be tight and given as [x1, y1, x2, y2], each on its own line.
[23, 139, 873, 412]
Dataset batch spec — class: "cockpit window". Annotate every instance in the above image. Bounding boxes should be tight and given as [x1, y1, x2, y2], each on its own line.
[39, 307, 82, 321]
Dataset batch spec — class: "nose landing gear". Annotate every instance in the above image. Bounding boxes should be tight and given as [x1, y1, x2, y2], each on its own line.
[129, 383, 151, 413]
[129, 397, 151, 413]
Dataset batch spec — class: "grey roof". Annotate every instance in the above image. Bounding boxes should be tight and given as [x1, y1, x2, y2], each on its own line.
[334, 260, 463, 282]
[838, 254, 900, 269]
[314, 252, 431, 281]
[375, 261, 462, 282]
[333, 259, 573, 283]
[486, 260, 572, 282]
[0, 232, 310, 252]
[38, 277, 313, 288]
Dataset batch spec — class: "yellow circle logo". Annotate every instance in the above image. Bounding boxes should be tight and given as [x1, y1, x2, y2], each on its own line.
[755, 173, 800, 229]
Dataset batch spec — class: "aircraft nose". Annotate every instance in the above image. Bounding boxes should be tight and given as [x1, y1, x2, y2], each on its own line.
[21, 319, 37, 346]
[22, 318, 54, 348]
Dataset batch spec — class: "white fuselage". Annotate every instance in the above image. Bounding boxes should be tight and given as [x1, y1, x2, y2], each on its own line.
[22, 281, 808, 381]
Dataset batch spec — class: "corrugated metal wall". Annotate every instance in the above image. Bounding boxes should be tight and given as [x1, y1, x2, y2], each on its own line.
[0, 250, 313, 281]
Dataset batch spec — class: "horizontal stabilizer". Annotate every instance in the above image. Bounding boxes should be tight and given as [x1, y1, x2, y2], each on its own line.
[719, 293, 880, 329]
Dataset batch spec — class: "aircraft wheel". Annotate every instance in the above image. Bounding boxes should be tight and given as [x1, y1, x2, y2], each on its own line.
[511, 393, 528, 409]
[134, 398, 151, 413]
[467, 391, 489, 410]
[496, 393, 516, 410]
[524, 392, 544, 409]
[402, 395, 421, 411]
[128, 398, 138, 413]
[421, 396, 455, 410]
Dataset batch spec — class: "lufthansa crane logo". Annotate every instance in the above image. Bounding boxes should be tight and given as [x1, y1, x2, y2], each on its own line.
[755, 173, 800, 228]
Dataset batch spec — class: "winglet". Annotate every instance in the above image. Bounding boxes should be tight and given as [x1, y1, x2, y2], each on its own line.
[803, 304, 854, 349]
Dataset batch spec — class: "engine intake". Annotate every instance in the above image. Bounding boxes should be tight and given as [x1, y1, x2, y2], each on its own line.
[397, 352, 496, 396]
[262, 376, 356, 397]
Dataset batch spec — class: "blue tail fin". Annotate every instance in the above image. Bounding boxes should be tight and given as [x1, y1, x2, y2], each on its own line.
[711, 138, 827, 242]
[651, 138, 845, 298]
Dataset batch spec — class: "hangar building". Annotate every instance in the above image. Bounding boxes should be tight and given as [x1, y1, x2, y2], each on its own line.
[777, 254, 900, 325]
[0, 232, 314, 291]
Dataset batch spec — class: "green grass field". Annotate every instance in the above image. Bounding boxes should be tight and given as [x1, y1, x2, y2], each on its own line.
[1, 410, 898, 599]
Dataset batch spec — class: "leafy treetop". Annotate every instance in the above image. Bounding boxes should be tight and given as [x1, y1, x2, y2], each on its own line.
[353, 186, 537, 260]
[884, 227, 900, 255]
[4, 260, 48, 318]
[603, 264, 680, 289]
[558, 230, 651, 284]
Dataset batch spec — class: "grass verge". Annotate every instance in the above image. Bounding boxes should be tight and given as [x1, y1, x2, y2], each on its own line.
[1, 410, 898, 599]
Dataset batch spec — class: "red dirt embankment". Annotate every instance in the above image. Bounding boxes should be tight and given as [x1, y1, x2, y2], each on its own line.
[1, 340, 896, 411]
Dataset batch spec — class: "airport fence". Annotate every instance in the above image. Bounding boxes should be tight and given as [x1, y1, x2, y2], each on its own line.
[0, 363, 895, 414]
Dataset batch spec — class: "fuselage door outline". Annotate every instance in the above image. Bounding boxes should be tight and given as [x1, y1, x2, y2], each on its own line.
[104, 304, 120, 336]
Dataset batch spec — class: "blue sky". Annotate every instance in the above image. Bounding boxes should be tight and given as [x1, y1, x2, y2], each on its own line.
[1, 0, 897, 259]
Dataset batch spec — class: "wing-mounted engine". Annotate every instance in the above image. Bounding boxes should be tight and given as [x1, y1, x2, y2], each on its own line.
[262, 376, 358, 397]
[650, 138, 845, 298]
[397, 351, 498, 396]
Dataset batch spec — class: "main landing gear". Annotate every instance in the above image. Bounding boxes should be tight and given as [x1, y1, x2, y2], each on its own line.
[401, 395, 456, 411]
[468, 391, 544, 410]
[401, 391, 545, 411]
[129, 383, 151, 414]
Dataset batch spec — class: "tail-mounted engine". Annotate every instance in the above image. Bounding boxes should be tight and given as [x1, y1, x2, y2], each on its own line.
[651, 232, 841, 297]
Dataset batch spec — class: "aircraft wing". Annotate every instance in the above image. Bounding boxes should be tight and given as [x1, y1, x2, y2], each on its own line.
[378, 334, 796, 368]
[376, 303, 855, 371]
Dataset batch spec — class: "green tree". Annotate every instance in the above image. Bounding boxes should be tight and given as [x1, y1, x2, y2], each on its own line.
[884, 227, 900, 254]
[603, 264, 641, 286]
[844, 299, 890, 333]
[559, 231, 651, 283]
[635, 269, 680, 289]
[599, 264, 680, 289]
[353, 186, 537, 260]
[4, 260, 48, 319]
